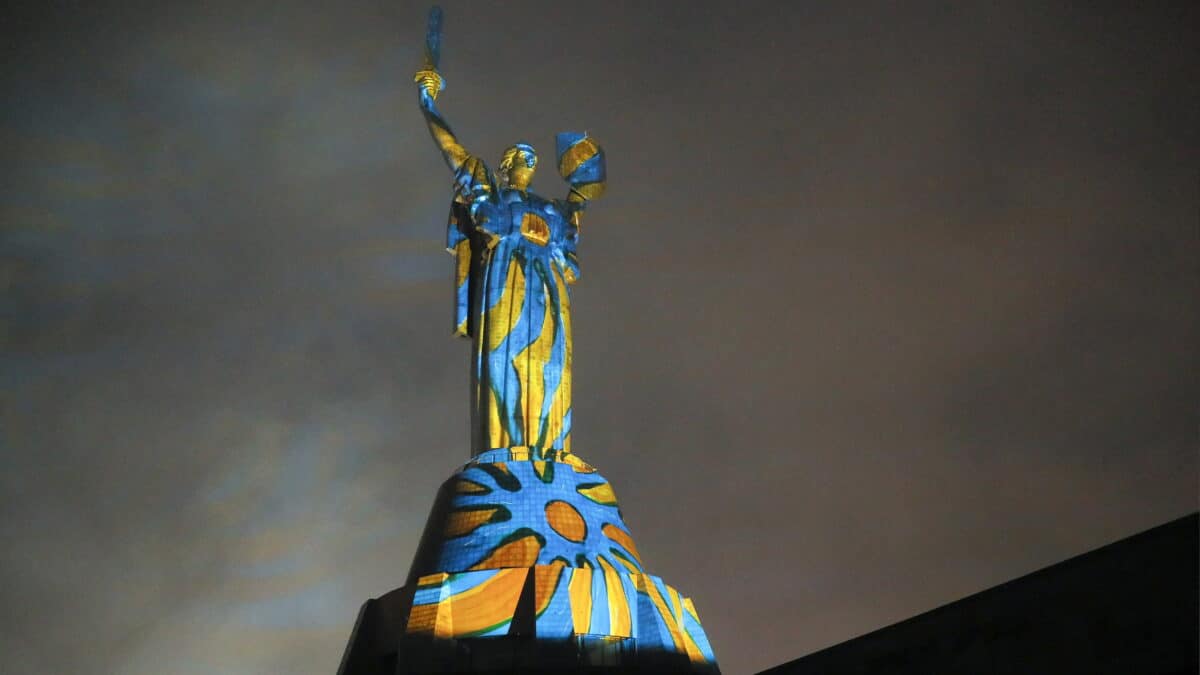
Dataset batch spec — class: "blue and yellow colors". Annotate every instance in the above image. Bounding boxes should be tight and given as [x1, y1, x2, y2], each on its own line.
[420, 449, 642, 574]
[379, 28, 720, 671]
[416, 63, 603, 456]
[399, 451, 717, 670]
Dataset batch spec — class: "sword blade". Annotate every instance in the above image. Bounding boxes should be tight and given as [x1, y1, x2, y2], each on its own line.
[423, 5, 443, 69]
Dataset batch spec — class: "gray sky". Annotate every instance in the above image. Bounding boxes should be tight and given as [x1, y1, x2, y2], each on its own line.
[2, 1, 1196, 673]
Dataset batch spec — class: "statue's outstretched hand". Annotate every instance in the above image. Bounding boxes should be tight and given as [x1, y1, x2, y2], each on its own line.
[414, 69, 444, 101]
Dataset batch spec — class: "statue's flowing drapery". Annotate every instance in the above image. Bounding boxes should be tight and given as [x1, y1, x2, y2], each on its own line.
[443, 133, 605, 456]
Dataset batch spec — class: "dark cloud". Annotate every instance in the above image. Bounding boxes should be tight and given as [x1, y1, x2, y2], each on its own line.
[2, 1, 1196, 673]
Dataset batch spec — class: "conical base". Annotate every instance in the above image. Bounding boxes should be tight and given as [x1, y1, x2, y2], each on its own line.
[336, 449, 719, 674]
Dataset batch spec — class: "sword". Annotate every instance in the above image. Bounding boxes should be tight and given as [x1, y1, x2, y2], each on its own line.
[423, 5, 443, 70]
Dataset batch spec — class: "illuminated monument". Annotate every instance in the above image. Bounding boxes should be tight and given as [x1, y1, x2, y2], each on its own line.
[336, 9, 719, 674]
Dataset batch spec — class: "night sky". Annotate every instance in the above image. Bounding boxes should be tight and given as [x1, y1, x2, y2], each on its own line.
[2, 1, 1196, 674]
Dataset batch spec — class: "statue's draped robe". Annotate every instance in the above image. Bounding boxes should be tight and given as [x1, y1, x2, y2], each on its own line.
[446, 134, 603, 457]
[444, 186, 583, 454]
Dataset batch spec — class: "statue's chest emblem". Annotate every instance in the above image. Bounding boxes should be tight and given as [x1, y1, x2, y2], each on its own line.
[519, 212, 550, 246]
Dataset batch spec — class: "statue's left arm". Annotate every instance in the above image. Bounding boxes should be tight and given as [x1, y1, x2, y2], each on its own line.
[554, 132, 606, 284]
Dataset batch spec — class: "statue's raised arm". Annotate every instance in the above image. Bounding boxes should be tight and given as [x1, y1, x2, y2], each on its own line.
[413, 69, 465, 170]
[413, 70, 494, 202]
[414, 8, 492, 203]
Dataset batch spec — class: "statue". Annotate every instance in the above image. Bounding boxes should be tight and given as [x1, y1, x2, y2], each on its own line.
[333, 12, 719, 672]
[413, 9, 606, 458]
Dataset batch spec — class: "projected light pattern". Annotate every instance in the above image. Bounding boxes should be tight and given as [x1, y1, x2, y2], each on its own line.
[397, 451, 717, 669]
[406, 564, 716, 665]
[417, 450, 643, 575]
[454, 188, 579, 453]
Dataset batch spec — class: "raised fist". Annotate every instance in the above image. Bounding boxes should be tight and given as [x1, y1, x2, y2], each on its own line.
[414, 69, 444, 101]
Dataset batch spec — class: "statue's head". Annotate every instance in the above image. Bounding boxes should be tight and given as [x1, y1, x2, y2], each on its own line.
[499, 142, 537, 190]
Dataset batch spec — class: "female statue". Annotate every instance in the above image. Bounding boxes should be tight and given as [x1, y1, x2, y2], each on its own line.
[414, 67, 606, 458]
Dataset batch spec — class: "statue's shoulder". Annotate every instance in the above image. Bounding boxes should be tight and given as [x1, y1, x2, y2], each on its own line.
[454, 155, 496, 203]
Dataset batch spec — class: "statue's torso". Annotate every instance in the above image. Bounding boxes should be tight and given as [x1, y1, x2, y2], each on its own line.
[473, 189, 576, 257]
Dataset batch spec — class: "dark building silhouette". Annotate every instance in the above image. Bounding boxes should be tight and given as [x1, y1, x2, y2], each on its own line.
[757, 513, 1198, 675]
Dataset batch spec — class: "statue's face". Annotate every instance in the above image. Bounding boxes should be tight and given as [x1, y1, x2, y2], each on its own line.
[502, 145, 537, 190]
